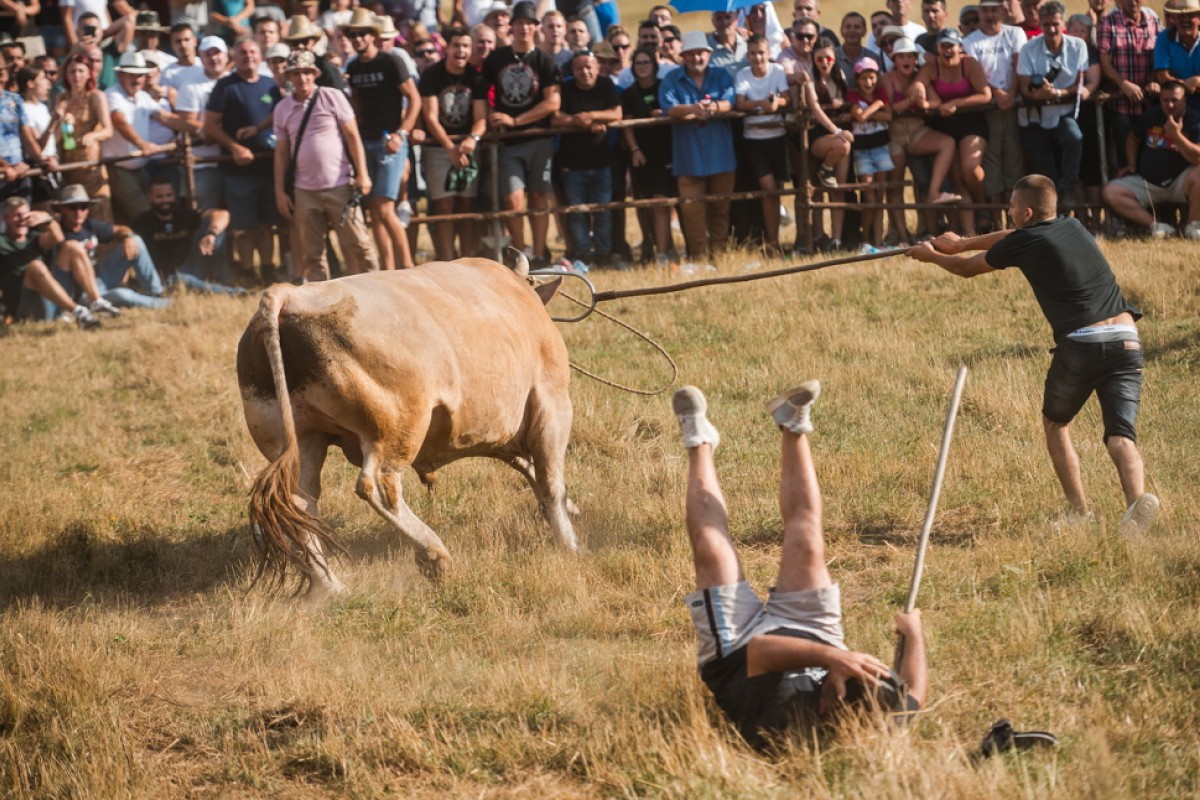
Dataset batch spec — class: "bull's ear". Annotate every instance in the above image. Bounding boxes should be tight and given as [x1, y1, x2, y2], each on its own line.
[534, 277, 562, 306]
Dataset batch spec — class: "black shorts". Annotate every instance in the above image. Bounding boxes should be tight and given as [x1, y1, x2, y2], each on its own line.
[1, 269, 27, 318]
[1043, 336, 1144, 442]
[929, 112, 989, 143]
[744, 135, 789, 184]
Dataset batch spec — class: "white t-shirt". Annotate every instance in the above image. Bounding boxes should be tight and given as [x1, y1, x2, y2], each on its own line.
[964, 25, 1027, 93]
[24, 99, 57, 158]
[462, 0, 493, 28]
[162, 61, 204, 91]
[147, 96, 176, 147]
[735, 63, 789, 140]
[175, 72, 222, 167]
[59, 0, 109, 29]
[103, 86, 161, 168]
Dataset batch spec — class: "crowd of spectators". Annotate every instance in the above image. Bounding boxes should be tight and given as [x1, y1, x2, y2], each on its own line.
[3, 0, 1200, 327]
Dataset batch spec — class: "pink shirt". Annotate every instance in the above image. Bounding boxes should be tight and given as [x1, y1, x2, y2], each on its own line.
[273, 86, 356, 192]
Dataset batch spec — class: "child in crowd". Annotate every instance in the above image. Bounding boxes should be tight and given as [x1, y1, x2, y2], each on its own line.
[847, 57, 892, 253]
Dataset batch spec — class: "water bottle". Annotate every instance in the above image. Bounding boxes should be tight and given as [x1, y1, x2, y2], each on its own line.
[61, 120, 76, 151]
[266, 131, 276, 150]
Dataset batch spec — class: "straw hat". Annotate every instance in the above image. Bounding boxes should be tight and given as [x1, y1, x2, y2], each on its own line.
[375, 15, 398, 37]
[284, 15, 324, 42]
[54, 184, 100, 207]
[115, 50, 153, 74]
[339, 7, 380, 34]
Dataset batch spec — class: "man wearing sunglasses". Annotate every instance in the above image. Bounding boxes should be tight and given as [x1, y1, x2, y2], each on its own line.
[1153, 0, 1200, 114]
[1016, 1, 1089, 208]
[659, 24, 683, 64]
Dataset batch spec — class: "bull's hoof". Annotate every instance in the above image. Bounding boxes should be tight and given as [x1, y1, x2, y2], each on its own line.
[415, 549, 450, 580]
[566, 498, 581, 518]
[302, 578, 348, 607]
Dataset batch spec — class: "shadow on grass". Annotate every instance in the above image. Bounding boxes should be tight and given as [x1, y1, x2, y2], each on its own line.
[0, 516, 420, 610]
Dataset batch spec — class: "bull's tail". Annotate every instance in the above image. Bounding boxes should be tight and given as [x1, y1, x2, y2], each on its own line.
[248, 287, 344, 594]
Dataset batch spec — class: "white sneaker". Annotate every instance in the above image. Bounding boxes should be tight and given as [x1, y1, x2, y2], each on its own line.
[672, 386, 720, 451]
[1118, 493, 1160, 536]
[1150, 222, 1175, 240]
[89, 297, 121, 317]
[1183, 221, 1200, 240]
[396, 200, 413, 228]
[766, 379, 821, 435]
[860, 243, 880, 255]
[73, 305, 101, 330]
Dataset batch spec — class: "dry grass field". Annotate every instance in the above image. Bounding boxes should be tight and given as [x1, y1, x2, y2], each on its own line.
[1, 239, 1198, 798]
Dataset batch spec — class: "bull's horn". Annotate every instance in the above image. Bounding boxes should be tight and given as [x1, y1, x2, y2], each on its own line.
[508, 247, 529, 278]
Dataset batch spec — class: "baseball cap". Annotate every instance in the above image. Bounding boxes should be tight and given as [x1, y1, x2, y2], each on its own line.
[937, 27, 964, 46]
[890, 37, 920, 55]
[854, 56, 880, 73]
[199, 35, 228, 52]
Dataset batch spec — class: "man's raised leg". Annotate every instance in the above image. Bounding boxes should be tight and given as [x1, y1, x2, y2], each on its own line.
[673, 386, 742, 590]
[767, 380, 832, 594]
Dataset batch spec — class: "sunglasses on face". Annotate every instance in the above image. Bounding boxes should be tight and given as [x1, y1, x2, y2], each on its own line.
[613, 42, 630, 49]
[416, 48, 435, 56]
[795, 32, 816, 40]
[662, 35, 677, 43]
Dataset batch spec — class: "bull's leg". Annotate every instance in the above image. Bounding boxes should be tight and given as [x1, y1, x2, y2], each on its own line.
[500, 456, 581, 517]
[356, 446, 452, 579]
[297, 437, 346, 601]
[526, 409, 581, 553]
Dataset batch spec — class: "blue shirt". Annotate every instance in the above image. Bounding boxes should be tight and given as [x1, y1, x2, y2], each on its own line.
[659, 66, 736, 178]
[1153, 28, 1200, 111]
[0, 91, 27, 165]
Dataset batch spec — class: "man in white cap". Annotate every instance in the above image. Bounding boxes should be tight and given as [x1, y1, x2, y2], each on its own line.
[176, 35, 231, 211]
[103, 51, 163, 223]
[660, 30, 737, 262]
[274, 50, 377, 281]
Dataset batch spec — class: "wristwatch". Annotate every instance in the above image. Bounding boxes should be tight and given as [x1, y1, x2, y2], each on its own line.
[469, 133, 482, 142]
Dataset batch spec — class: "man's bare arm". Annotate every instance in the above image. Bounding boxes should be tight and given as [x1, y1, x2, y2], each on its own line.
[907, 242, 996, 278]
[893, 610, 927, 706]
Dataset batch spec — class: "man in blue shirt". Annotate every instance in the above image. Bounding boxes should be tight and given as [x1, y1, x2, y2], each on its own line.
[0, 71, 30, 203]
[660, 30, 737, 261]
[1152, 0, 1200, 114]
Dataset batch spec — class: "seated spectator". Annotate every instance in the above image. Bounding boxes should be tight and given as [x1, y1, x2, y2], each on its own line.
[736, 34, 791, 255]
[552, 50, 622, 267]
[104, 51, 166, 224]
[880, 37, 960, 246]
[1102, 80, 1200, 238]
[662, 31, 737, 262]
[51, 183, 169, 313]
[420, 26, 487, 260]
[1017, 1, 1090, 211]
[847, 57, 893, 252]
[0, 195, 102, 327]
[54, 52, 112, 220]
[622, 45, 676, 264]
[133, 176, 248, 293]
[799, 36, 854, 251]
[917, 27, 991, 236]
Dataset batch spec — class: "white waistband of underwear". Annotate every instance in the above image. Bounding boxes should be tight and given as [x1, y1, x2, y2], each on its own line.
[1066, 324, 1139, 341]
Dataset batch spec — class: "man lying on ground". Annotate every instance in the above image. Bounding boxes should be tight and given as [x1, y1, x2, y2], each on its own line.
[672, 380, 927, 751]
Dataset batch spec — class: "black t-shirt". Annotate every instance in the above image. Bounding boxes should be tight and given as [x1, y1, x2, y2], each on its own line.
[621, 79, 671, 166]
[318, 54, 345, 91]
[985, 216, 1141, 341]
[482, 46, 560, 131]
[418, 61, 485, 136]
[1133, 106, 1200, 187]
[62, 219, 115, 261]
[346, 51, 413, 139]
[132, 206, 202, 278]
[206, 72, 281, 176]
[556, 78, 619, 170]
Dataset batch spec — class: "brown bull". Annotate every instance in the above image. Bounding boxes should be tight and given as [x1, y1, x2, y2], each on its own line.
[236, 257, 579, 600]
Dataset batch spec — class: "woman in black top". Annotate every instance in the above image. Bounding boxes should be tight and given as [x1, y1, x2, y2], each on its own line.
[621, 46, 675, 262]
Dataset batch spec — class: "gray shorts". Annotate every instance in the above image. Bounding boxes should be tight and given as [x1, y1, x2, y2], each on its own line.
[685, 581, 847, 668]
[498, 136, 553, 195]
[423, 145, 480, 201]
[1109, 169, 1194, 209]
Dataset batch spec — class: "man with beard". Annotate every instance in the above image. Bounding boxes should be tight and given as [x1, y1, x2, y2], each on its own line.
[131, 175, 246, 294]
[343, 8, 420, 269]
[273, 51, 376, 280]
[420, 26, 487, 260]
[482, 0, 560, 266]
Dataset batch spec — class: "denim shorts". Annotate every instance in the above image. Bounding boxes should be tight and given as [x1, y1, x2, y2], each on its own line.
[1043, 336, 1144, 442]
[364, 137, 408, 201]
[853, 144, 895, 177]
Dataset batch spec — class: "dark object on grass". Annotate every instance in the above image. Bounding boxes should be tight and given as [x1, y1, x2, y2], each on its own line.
[979, 718, 1059, 759]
